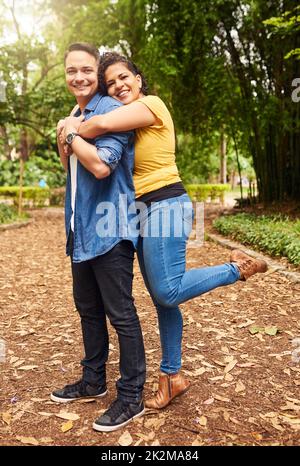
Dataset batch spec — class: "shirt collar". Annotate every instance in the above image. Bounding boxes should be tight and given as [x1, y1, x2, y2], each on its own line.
[84, 92, 103, 113]
[74, 92, 103, 116]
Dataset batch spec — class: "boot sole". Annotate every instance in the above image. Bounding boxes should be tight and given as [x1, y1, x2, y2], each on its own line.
[50, 390, 108, 403]
[92, 407, 145, 432]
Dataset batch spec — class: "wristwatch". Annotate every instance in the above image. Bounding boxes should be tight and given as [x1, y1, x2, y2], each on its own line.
[65, 132, 79, 145]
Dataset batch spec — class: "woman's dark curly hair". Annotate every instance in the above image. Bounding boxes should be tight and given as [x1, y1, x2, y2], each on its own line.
[98, 52, 149, 96]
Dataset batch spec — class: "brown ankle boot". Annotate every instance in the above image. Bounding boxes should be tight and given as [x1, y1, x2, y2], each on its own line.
[230, 249, 268, 280]
[145, 372, 190, 409]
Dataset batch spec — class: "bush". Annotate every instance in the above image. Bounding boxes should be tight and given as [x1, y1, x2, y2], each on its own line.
[186, 184, 230, 203]
[0, 203, 28, 224]
[0, 186, 50, 207]
[213, 213, 300, 266]
[49, 187, 65, 207]
[0, 156, 66, 188]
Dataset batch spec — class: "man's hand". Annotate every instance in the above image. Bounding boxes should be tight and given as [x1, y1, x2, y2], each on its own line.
[63, 115, 84, 139]
[56, 119, 65, 138]
[56, 119, 71, 156]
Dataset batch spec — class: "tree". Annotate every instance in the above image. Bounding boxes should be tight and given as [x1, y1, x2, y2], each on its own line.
[142, 0, 300, 201]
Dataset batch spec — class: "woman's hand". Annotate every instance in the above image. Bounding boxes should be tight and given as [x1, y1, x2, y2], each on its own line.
[78, 115, 103, 139]
[64, 115, 84, 134]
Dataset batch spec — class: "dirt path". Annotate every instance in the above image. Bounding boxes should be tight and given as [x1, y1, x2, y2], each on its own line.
[0, 210, 300, 446]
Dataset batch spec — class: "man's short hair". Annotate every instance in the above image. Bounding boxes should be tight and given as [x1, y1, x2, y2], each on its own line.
[64, 43, 100, 65]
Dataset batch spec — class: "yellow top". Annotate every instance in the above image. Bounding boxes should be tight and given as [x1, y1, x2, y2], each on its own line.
[134, 95, 181, 198]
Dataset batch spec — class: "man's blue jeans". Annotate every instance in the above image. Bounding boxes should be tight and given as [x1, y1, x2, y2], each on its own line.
[137, 194, 240, 374]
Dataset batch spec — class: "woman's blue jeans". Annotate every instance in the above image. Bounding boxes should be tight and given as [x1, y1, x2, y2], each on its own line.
[137, 194, 240, 374]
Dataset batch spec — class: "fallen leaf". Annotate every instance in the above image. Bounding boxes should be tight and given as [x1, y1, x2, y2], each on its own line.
[2, 412, 12, 425]
[193, 367, 206, 376]
[40, 437, 54, 444]
[269, 418, 284, 432]
[151, 439, 160, 446]
[31, 398, 48, 402]
[203, 397, 214, 405]
[223, 410, 230, 422]
[235, 380, 246, 393]
[251, 432, 263, 441]
[16, 436, 39, 446]
[237, 319, 255, 328]
[285, 396, 300, 405]
[9, 356, 19, 364]
[136, 431, 155, 442]
[186, 344, 199, 350]
[118, 430, 133, 446]
[144, 417, 165, 430]
[214, 394, 231, 403]
[192, 438, 204, 446]
[238, 362, 257, 368]
[134, 438, 143, 446]
[264, 326, 278, 336]
[38, 412, 53, 417]
[198, 416, 207, 427]
[224, 360, 238, 374]
[224, 373, 234, 382]
[56, 411, 80, 421]
[61, 420, 73, 432]
[249, 326, 264, 335]
[18, 365, 38, 371]
[281, 415, 300, 425]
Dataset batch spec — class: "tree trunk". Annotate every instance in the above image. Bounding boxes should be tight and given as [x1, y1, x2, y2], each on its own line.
[0, 126, 12, 159]
[219, 127, 227, 184]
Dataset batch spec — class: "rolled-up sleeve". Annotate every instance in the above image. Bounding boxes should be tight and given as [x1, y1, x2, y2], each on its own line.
[95, 130, 132, 172]
[86, 97, 133, 173]
[97, 147, 118, 172]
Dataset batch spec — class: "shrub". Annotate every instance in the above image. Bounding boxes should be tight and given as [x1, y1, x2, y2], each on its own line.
[0, 186, 50, 207]
[186, 184, 230, 203]
[213, 213, 300, 266]
[49, 187, 65, 207]
[0, 203, 28, 224]
[0, 156, 66, 188]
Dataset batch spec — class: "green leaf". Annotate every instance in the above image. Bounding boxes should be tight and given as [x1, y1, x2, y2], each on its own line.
[264, 326, 278, 336]
[249, 326, 264, 335]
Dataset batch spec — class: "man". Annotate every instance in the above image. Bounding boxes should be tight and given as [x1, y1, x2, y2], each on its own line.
[51, 42, 146, 433]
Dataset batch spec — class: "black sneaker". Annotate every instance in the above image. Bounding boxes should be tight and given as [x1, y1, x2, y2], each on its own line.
[50, 379, 107, 403]
[93, 398, 145, 432]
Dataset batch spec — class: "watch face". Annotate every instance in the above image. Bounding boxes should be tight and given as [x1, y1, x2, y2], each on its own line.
[66, 133, 75, 144]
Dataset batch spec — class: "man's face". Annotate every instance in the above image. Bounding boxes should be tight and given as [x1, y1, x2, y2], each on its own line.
[65, 51, 98, 101]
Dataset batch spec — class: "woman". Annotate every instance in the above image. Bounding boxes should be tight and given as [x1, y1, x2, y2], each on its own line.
[62, 52, 267, 409]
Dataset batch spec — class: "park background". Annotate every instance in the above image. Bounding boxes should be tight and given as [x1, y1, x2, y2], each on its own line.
[0, 0, 300, 447]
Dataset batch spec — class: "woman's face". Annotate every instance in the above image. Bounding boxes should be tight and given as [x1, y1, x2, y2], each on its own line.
[104, 62, 143, 104]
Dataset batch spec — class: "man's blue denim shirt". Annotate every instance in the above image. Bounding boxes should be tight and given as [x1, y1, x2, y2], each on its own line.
[64, 92, 138, 263]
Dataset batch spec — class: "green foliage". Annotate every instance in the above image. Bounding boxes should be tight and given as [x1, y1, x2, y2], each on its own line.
[213, 213, 300, 265]
[186, 184, 229, 202]
[0, 203, 19, 224]
[263, 5, 300, 59]
[0, 156, 66, 188]
[0, 203, 28, 224]
[49, 187, 65, 207]
[1, 0, 299, 204]
[176, 133, 220, 183]
[0, 186, 50, 207]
